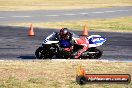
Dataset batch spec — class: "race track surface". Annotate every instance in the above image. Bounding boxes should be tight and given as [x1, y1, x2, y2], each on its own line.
[0, 6, 132, 23]
[0, 26, 132, 61]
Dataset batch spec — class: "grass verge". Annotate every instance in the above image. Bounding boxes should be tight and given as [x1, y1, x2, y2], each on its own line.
[0, 60, 131, 88]
[9, 17, 132, 32]
[0, 0, 132, 11]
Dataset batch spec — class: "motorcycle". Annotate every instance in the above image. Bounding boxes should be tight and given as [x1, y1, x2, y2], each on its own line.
[35, 32, 106, 59]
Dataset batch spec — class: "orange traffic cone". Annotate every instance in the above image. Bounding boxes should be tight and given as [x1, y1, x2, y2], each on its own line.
[83, 24, 88, 36]
[77, 65, 86, 76]
[80, 68, 86, 76]
[28, 24, 35, 36]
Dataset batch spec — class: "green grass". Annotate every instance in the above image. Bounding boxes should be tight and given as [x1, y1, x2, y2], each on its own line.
[9, 17, 132, 32]
[0, 0, 132, 11]
[0, 60, 131, 88]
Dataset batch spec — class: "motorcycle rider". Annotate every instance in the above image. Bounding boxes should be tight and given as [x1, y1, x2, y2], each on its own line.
[58, 28, 74, 49]
[58, 28, 89, 59]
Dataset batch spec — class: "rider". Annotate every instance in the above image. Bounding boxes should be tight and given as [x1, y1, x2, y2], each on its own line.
[58, 28, 74, 49]
[58, 28, 89, 59]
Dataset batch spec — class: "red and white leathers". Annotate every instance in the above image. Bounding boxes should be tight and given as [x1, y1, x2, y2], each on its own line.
[73, 36, 89, 59]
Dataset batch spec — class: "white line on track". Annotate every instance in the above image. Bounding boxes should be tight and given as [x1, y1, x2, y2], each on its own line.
[51, 59, 108, 62]
[104, 11, 117, 13]
[92, 11, 104, 13]
[0, 17, 5, 18]
[45, 15, 60, 17]
[51, 59, 107, 62]
[62, 9, 130, 16]
[11, 16, 32, 18]
[4, 9, 130, 18]
[91, 10, 130, 14]
[104, 10, 129, 13]
[115, 10, 129, 12]
[50, 59, 132, 62]
[79, 13, 89, 15]
[63, 13, 76, 16]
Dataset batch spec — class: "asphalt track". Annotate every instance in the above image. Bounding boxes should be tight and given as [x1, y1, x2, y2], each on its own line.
[0, 6, 132, 23]
[0, 26, 132, 61]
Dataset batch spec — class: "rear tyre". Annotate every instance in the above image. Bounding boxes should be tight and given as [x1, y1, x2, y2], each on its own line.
[35, 46, 55, 59]
[35, 47, 46, 59]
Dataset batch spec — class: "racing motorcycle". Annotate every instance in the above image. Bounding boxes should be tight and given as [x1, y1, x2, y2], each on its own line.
[35, 32, 106, 59]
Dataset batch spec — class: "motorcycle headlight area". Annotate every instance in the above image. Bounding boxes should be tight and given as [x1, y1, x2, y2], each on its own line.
[43, 39, 47, 43]
[92, 37, 106, 44]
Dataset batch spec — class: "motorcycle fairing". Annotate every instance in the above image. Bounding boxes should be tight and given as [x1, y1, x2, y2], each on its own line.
[43, 32, 59, 44]
[88, 35, 106, 46]
[43, 33, 106, 47]
[74, 37, 89, 47]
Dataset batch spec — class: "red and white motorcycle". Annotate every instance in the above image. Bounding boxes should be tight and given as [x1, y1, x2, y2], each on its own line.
[35, 32, 106, 59]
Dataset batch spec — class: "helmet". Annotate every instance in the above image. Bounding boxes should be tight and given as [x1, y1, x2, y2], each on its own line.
[59, 28, 69, 37]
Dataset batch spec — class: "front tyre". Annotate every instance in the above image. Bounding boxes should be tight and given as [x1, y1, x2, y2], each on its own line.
[89, 48, 103, 59]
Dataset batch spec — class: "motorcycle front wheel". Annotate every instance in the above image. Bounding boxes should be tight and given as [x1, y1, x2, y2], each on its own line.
[88, 48, 103, 59]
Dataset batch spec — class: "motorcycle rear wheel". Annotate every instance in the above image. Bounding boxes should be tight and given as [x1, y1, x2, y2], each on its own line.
[35, 47, 53, 59]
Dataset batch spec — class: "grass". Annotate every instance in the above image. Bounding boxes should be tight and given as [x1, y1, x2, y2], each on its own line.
[0, 0, 132, 11]
[9, 16, 132, 32]
[0, 60, 131, 88]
